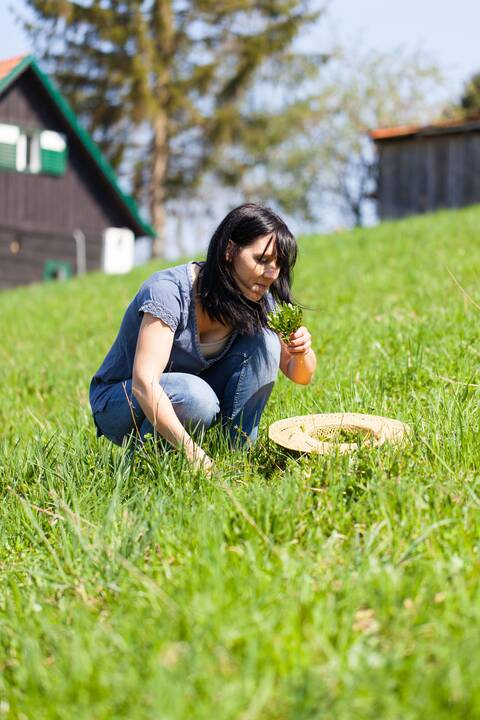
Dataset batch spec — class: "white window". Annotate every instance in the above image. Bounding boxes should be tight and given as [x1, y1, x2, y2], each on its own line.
[0, 123, 67, 175]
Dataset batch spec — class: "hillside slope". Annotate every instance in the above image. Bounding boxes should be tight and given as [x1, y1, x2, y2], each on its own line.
[1, 206, 480, 718]
[2, 205, 479, 440]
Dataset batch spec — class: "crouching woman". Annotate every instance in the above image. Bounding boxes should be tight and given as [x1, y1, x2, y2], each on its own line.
[89, 203, 316, 472]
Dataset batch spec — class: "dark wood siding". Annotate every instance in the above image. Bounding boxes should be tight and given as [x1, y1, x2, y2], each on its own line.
[0, 67, 142, 288]
[0, 227, 101, 289]
[376, 130, 480, 220]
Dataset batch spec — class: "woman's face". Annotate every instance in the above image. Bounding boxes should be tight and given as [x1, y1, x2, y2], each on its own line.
[228, 234, 280, 302]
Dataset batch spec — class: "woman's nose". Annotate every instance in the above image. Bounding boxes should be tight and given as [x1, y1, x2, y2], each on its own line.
[263, 263, 279, 278]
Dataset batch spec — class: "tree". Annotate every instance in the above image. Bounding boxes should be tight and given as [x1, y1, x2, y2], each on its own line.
[239, 47, 444, 227]
[322, 48, 444, 226]
[19, 0, 324, 256]
[444, 71, 480, 121]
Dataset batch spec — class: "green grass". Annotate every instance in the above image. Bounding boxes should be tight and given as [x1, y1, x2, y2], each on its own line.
[1, 206, 480, 718]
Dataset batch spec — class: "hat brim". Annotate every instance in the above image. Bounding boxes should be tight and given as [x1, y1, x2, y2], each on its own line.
[268, 412, 410, 454]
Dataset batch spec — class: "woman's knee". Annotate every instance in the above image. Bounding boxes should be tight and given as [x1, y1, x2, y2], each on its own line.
[247, 328, 281, 384]
[161, 373, 220, 430]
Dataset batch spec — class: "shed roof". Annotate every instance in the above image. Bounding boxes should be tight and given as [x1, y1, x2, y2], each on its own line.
[370, 118, 480, 143]
[0, 54, 155, 237]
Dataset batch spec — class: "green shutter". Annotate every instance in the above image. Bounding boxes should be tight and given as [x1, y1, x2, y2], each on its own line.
[40, 147, 67, 175]
[40, 131, 67, 175]
[0, 123, 19, 170]
[0, 142, 16, 169]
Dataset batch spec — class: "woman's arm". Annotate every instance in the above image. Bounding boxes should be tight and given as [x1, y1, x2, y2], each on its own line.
[132, 313, 212, 471]
[279, 326, 317, 385]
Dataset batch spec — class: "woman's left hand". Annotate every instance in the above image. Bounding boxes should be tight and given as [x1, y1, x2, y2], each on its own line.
[286, 326, 312, 355]
[279, 326, 316, 384]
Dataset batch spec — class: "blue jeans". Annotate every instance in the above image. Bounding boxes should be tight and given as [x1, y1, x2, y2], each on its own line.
[92, 328, 281, 448]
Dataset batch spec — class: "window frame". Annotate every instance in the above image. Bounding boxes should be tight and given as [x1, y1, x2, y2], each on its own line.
[0, 122, 67, 176]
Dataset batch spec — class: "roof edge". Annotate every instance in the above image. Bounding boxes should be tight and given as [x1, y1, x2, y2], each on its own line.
[0, 54, 155, 237]
[0, 54, 32, 95]
[369, 123, 422, 141]
[370, 118, 480, 142]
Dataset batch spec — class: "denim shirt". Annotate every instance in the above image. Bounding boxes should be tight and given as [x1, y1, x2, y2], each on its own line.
[89, 261, 244, 413]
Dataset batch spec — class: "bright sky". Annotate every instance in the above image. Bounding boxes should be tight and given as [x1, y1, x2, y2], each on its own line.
[1, 0, 479, 100]
[316, 0, 480, 97]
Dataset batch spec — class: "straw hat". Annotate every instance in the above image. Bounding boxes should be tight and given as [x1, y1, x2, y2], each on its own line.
[269, 412, 410, 454]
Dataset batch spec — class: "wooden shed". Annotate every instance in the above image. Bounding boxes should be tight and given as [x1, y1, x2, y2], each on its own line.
[0, 54, 155, 290]
[370, 119, 480, 220]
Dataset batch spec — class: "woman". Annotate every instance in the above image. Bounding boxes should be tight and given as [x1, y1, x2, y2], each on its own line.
[89, 203, 316, 472]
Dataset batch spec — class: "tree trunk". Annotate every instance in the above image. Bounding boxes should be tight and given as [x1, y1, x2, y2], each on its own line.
[352, 201, 362, 227]
[150, 110, 169, 258]
[150, 0, 173, 258]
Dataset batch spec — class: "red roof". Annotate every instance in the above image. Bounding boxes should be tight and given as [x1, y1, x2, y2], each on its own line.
[0, 54, 27, 83]
[370, 118, 480, 141]
[370, 123, 422, 140]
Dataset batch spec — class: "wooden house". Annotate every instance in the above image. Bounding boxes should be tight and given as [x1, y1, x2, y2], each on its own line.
[370, 119, 480, 221]
[0, 54, 155, 290]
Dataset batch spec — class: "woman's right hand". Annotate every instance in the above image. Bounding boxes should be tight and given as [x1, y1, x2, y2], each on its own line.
[191, 450, 214, 476]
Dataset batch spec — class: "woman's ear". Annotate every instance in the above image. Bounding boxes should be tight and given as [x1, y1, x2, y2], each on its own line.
[226, 239, 234, 262]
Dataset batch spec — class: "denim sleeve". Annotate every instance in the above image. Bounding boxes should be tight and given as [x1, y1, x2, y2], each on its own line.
[264, 292, 276, 313]
[137, 279, 182, 332]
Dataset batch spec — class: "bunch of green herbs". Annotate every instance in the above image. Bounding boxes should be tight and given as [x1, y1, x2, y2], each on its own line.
[267, 302, 303, 343]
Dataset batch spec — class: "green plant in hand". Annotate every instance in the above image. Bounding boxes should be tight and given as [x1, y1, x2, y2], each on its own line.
[267, 302, 303, 344]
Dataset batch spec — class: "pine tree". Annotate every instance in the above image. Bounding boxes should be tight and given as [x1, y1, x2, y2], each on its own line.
[20, 0, 324, 256]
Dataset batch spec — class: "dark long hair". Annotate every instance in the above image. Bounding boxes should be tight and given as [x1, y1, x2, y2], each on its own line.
[199, 203, 297, 334]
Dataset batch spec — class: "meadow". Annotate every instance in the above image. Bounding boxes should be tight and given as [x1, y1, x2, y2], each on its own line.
[1, 206, 480, 719]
